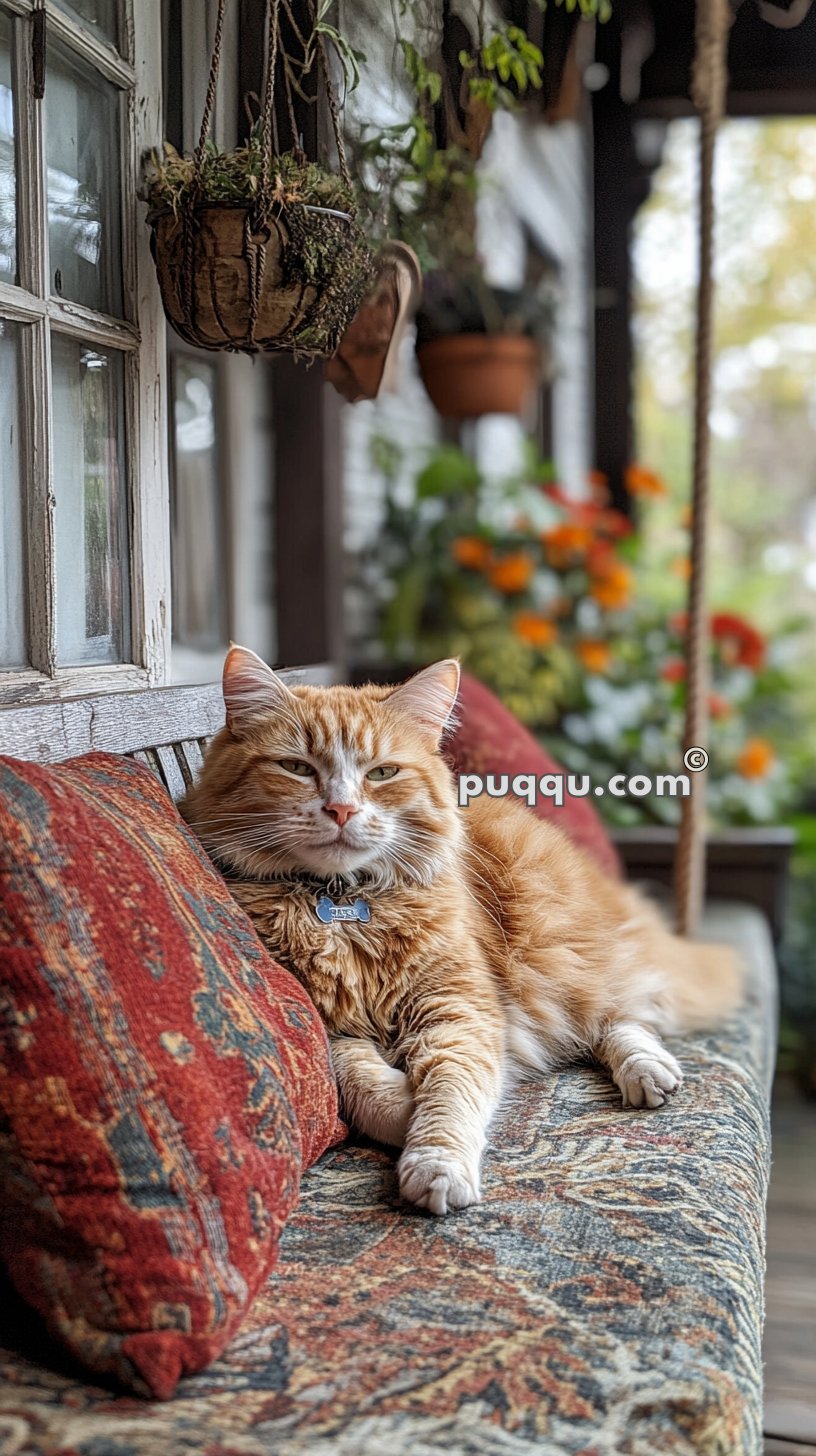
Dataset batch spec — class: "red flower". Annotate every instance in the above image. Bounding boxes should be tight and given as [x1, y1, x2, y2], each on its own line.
[661, 659, 686, 684]
[709, 693, 732, 720]
[711, 613, 766, 671]
[599, 509, 634, 539]
[669, 611, 766, 672]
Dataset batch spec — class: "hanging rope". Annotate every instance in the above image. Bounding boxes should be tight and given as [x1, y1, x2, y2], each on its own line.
[674, 0, 731, 937]
[195, 0, 351, 191]
[196, 0, 228, 169]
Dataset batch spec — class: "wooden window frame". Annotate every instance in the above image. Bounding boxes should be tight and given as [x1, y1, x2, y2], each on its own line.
[0, 0, 169, 704]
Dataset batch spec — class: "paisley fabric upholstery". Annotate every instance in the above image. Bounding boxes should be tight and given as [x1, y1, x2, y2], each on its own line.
[0, 902, 774, 1453]
[0, 754, 343, 1400]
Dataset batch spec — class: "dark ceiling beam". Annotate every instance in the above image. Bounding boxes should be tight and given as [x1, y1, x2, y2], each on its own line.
[631, 0, 816, 115]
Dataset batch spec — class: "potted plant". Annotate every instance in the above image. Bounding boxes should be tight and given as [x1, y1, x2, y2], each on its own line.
[141, 0, 373, 358]
[350, 2, 605, 416]
[414, 269, 555, 419]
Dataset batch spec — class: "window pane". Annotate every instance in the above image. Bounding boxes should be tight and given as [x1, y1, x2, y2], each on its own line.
[52, 335, 130, 666]
[171, 358, 228, 652]
[0, 13, 15, 285]
[52, 0, 120, 49]
[46, 44, 122, 316]
[0, 320, 27, 668]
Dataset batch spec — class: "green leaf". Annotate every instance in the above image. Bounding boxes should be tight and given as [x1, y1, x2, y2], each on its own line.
[416, 446, 482, 498]
[382, 562, 429, 654]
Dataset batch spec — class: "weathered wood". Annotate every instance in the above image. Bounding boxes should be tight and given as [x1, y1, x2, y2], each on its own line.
[154, 744, 188, 801]
[173, 739, 204, 788]
[0, 667, 325, 765]
[129, 0, 172, 687]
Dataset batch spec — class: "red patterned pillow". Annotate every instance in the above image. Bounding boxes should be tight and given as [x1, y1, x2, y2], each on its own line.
[445, 673, 621, 878]
[0, 753, 344, 1400]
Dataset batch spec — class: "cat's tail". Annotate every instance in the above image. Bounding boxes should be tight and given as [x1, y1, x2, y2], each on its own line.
[661, 936, 744, 1032]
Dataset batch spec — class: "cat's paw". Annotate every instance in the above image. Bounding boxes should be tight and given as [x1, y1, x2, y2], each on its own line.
[398, 1146, 481, 1215]
[614, 1048, 683, 1109]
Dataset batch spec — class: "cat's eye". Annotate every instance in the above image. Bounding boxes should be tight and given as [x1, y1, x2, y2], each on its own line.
[366, 765, 399, 782]
[277, 759, 316, 778]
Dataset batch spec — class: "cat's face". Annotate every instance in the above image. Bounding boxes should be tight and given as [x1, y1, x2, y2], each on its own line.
[186, 648, 462, 886]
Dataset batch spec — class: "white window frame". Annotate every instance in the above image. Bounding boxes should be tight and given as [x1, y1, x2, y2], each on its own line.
[0, 0, 169, 703]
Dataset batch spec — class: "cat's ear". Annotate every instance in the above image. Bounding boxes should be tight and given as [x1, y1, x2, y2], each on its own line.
[388, 659, 460, 743]
[222, 645, 296, 736]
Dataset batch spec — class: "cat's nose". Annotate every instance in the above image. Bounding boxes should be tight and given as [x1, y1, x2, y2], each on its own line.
[323, 802, 359, 827]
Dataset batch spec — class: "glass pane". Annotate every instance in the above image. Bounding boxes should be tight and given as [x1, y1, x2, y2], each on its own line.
[52, 0, 120, 49]
[46, 44, 122, 315]
[0, 320, 28, 669]
[171, 357, 228, 652]
[0, 13, 15, 285]
[52, 334, 130, 666]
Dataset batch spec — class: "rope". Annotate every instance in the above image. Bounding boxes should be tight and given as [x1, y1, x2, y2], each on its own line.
[260, 0, 283, 195]
[305, 0, 352, 187]
[197, 0, 341, 189]
[196, 0, 227, 168]
[674, 0, 731, 936]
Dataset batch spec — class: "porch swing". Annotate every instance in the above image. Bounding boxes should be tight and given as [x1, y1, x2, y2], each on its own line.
[0, 0, 783, 1446]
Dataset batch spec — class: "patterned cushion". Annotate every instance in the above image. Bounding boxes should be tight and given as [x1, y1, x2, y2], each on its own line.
[445, 672, 622, 877]
[0, 753, 344, 1400]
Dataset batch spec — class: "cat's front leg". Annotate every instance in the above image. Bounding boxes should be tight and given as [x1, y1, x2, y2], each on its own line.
[330, 1036, 414, 1147]
[594, 1020, 683, 1109]
[396, 974, 505, 1215]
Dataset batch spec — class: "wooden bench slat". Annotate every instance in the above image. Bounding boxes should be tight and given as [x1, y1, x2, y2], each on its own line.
[0, 667, 328, 765]
[154, 744, 188, 802]
[176, 739, 204, 786]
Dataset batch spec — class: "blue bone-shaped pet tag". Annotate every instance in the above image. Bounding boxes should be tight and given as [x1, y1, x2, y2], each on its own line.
[315, 895, 371, 925]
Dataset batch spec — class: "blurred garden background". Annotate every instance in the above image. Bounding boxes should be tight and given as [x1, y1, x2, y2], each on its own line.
[344, 109, 816, 1088]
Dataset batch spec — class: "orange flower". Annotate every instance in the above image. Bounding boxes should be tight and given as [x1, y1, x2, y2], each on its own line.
[737, 738, 775, 779]
[709, 693, 732, 720]
[451, 536, 491, 571]
[589, 560, 633, 611]
[661, 659, 686, 684]
[671, 556, 692, 581]
[542, 522, 592, 568]
[488, 551, 535, 595]
[625, 463, 668, 498]
[577, 639, 611, 674]
[513, 612, 557, 650]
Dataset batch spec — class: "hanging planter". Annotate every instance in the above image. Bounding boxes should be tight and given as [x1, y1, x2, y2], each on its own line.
[141, 0, 373, 358]
[324, 242, 422, 403]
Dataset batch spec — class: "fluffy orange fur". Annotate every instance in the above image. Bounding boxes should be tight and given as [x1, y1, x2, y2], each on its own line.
[180, 647, 741, 1216]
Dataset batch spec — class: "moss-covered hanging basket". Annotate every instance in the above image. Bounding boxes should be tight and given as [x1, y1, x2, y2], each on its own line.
[148, 194, 372, 357]
[143, 0, 372, 358]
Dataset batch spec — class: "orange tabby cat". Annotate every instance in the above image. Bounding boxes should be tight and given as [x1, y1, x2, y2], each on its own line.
[181, 647, 741, 1217]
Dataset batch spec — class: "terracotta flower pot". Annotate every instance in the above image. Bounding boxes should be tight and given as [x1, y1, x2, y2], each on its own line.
[416, 333, 542, 419]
